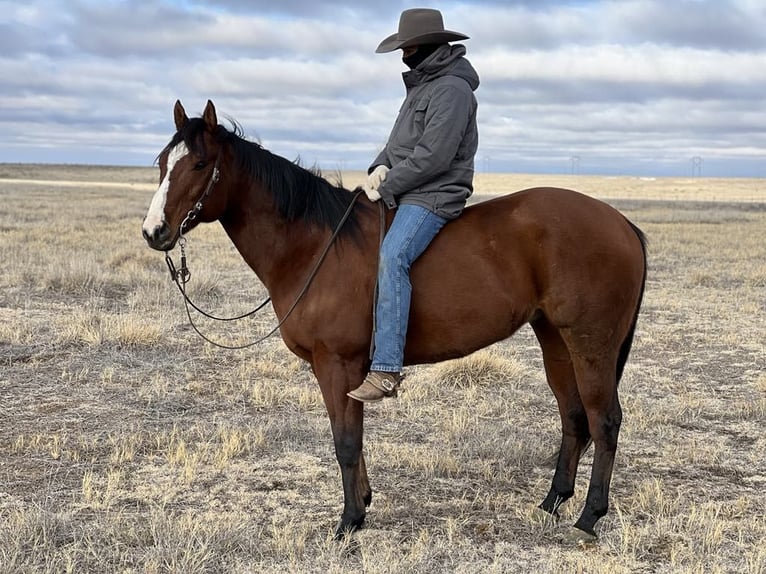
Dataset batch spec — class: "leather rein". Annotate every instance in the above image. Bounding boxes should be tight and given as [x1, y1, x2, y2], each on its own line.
[164, 158, 374, 350]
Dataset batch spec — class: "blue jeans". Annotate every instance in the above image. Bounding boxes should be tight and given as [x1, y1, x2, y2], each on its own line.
[371, 204, 448, 373]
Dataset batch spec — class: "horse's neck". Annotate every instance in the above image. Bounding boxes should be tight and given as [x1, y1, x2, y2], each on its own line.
[219, 184, 326, 296]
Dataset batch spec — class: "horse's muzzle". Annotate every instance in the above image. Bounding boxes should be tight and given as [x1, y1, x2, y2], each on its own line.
[142, 220, 176, 251]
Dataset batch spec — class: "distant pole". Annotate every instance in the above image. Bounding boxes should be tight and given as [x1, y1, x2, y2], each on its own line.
[483, 156, 490, 173]
[570, 155, 580, 175]
[691, 156, 703, 177]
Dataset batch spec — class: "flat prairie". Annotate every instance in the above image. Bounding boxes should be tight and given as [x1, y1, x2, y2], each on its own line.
[0, 164, 764, 573]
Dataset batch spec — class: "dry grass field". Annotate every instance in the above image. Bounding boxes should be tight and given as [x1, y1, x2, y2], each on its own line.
[0, 163, 764, 573]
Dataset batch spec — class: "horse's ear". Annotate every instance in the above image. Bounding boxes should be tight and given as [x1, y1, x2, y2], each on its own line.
[203, 100, 218, 132]
[174, 100, 188, 131]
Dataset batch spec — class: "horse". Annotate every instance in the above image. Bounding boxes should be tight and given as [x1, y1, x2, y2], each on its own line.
[142, 100, 647, 543]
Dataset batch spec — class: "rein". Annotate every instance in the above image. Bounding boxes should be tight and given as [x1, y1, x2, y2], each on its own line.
[165, 154, 268, 322]
[164, 162, 367, 349]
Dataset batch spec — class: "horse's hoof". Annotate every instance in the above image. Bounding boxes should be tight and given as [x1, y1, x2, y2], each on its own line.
[530, 506, 559, 525]
[333, 517, 364, 541]
[561, 525, 598, 546]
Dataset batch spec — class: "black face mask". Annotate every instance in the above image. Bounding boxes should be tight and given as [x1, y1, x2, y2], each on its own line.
[402, 43, 443, 69]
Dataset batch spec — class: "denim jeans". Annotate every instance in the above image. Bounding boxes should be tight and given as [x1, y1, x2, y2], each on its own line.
[371, 204, 448, 373]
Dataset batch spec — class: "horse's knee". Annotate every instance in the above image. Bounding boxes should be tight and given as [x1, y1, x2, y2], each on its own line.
[332, 426, 362, 464]
[562, 406, 590, 440]
[335, 444, 358, 467]
[589, 405, 622, 447]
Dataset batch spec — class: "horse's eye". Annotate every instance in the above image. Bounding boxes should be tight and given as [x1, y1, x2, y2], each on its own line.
[193, 160, 206, 171]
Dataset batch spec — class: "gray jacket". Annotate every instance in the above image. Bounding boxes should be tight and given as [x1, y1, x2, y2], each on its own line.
[371, 44, 480, 220]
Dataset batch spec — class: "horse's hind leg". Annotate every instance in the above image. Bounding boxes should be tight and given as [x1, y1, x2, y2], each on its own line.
[532, 317, 591, 518]
[568, 351, 622, 540]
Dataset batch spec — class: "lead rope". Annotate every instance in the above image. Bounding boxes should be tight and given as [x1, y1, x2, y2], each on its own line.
[166, 189, 365, 350]
[165, 241, 272, 322]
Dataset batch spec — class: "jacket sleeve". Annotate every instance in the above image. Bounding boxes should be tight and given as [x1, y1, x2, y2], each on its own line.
[379, 82, 473, 203]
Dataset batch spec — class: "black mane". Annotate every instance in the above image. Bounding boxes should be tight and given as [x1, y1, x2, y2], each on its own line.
[160, 117, 365, 234]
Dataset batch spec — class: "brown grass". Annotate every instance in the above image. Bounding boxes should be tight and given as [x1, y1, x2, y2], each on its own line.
[0, 164, 764, 573]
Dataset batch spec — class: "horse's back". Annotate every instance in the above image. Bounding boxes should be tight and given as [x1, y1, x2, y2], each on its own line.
[464, 186, 635, 241]
[432, 186, 643, 284]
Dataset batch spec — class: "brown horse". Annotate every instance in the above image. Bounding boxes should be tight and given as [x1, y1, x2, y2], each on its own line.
[142, 100, 647, 543]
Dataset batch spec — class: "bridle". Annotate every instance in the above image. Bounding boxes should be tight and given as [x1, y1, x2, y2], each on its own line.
[179, 154, 222, 240]
[164, 154, 222, 287]
[163, 155, 369, 350]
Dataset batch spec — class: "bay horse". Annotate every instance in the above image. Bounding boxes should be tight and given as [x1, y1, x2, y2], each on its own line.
[142, 100, 647, 543]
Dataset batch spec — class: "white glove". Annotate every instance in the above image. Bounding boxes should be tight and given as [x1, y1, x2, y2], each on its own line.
[362, 165, 389, 202]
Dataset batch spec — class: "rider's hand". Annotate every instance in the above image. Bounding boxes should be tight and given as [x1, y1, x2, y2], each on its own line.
[362, 165, 389, 202]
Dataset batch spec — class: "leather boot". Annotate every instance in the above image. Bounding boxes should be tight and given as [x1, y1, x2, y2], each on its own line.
[347, 371, 402, 403]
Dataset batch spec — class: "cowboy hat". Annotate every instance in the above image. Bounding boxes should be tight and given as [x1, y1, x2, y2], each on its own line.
[376, 8, 469, 54]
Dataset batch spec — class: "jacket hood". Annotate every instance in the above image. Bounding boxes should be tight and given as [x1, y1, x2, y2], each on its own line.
[403, 44, 480, 91]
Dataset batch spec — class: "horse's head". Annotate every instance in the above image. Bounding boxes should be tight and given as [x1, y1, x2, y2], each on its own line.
[142, 100, 229, 251]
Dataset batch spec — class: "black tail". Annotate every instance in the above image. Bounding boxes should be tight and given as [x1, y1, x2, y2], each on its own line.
[616, 220, 648, 384]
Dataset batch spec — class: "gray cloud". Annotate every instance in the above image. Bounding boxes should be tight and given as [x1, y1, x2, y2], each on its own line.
[1, 0, 764, 176]
[611, 1, 766, 51]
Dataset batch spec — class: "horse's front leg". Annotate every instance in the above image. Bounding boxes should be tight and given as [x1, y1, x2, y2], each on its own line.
[312, 351, 370, 538]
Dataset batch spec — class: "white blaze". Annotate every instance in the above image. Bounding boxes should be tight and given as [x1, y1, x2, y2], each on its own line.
[142, 142, 189, 234]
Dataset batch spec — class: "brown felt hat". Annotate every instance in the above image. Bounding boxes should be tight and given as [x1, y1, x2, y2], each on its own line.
[375, 8, 469, 54]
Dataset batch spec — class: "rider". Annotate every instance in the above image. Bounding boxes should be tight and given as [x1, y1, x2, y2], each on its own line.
[348, 8, 480, 403]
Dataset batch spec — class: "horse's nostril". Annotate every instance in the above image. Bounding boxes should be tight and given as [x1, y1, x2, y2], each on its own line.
[142, 222, 170, 246]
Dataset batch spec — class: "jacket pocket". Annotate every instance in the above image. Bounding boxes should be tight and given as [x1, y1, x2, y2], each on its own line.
[413, 100, 428, 134]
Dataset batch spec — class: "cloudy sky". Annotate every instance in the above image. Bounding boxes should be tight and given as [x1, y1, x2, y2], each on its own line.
[2, 0, 765, 176]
